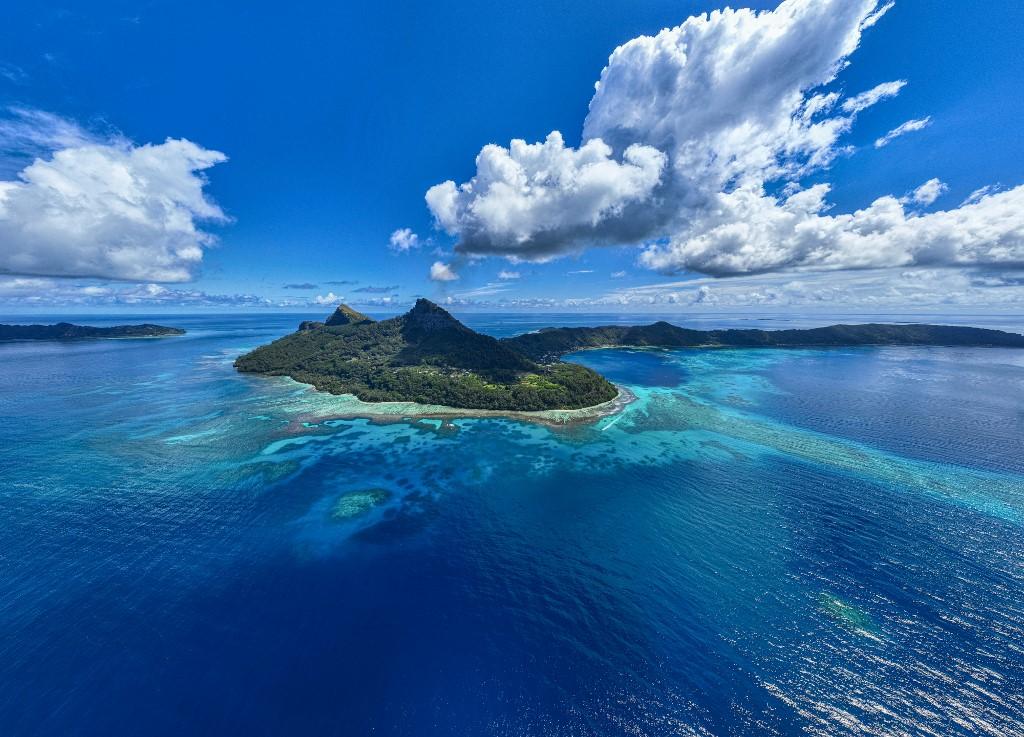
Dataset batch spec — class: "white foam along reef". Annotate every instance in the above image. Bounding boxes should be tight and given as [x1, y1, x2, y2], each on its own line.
[277, 377, 635, 427]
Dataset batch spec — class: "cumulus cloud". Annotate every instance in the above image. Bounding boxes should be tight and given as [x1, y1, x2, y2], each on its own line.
[0, 110, 228, 282]
[313, 292, 343, 305]
[389, 227, 420, 252]
[420, 0, 1022, 282]
[639, 183, 1024, 275]
[426, 131, 666, 259]
[429, 261, 458, 281]
[428, 0, 894, 263]
[497, 270, 520, 280]
[874, 117, 932, 148]
[600, 268, 1024, 309]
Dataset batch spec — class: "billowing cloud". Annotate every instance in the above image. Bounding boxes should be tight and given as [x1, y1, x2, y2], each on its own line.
[429, 261, 458, 282]
[422, 0, 1022, 281]
[389, 227, 420, 252]
[874, 117, 931, 148]
[0, 110, 228, 281]
[426, 132, 665, 259]
[639, 183, 1024, 276]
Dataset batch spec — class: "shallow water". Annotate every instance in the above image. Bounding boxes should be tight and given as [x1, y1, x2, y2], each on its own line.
[1, 313, 1023, 736]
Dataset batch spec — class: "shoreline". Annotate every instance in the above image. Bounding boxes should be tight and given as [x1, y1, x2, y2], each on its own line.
[277, 377, 635, 427]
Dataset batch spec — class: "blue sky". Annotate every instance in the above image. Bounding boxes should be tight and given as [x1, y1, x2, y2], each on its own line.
[0, 0, 1022, 312]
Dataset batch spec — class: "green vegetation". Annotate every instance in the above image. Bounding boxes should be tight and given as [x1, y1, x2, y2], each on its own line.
[504, 321, 1024, 360]
[0, 322, 185, 341]
[235, 299, 619, 410]
[324, 304, 372, 326]
[238, 302, 1024, 412]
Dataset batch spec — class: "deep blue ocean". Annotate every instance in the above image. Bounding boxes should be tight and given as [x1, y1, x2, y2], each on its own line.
[2, 312, 1023, 736]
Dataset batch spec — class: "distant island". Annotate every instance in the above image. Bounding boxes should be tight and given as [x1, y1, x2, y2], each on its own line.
[0, 322, 186, 341]
[503, 321, 1024, 361]
[236, 301, 1024, 412]
[235, 300, 618, 411]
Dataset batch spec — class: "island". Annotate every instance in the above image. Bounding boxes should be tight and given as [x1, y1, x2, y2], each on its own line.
[502, 321, 1024, 361]
[234, 300, 618, 411]
[0, 322, 186, 341]
[236, 300, 1024, 412]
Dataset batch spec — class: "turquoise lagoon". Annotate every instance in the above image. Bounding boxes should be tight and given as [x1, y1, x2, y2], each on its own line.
[1, 312, 1023, 736]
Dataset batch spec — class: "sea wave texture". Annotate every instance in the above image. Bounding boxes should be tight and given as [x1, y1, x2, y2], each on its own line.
[1, 312, 1023, 736]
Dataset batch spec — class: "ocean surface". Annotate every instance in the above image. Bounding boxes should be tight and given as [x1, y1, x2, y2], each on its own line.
[1, 312, 1023, 736]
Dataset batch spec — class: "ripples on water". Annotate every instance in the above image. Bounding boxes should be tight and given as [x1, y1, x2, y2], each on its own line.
[0, 313, 1022, 736]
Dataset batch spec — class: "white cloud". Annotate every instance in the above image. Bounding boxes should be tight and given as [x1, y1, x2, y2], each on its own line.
[0, 108, 93, 165]
[639, 183, 1024, 276]
[497, 269, 520, 280]
[454, 282, 511, 299]
[426, 131, 666, 259]
[599, 268, 1024, 309]
[385, 267, 1024, 311]
[901, 178, 948, 207]
[424, 0, 907, 265]
[429, 261, 459, 281]
[611, 270, 627, 278]
[0, 110, 228, 281]
[860, 1, 895, 30]
[840, 80, 906, 113]
[568, 269, 594, 274]
[313, 292, 343, 305]
[420, 0, 1022, 283]
[874, 117, 932, 148]
[0, 277, 271, 307]
[388, 227, 420, 252]
[961, 185, 1001, 206]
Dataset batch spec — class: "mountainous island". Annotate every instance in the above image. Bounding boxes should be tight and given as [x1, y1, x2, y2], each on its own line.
[234, 300, 618, 410]
[235, 300, 1024, 412]
[0, 322, 186, 341]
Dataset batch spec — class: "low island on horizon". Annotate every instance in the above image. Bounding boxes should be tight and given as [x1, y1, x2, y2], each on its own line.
[0, 322, 186, 341]
[235, 299, 1024, 412]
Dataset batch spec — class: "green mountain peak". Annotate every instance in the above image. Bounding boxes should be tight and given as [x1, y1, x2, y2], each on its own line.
[324, 304, 373, 326]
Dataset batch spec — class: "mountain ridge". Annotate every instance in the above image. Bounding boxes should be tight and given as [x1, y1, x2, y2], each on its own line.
[234, 300, 617, 410]
[503, 321, 1024, 360]
[236, 301, 1024, 412]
